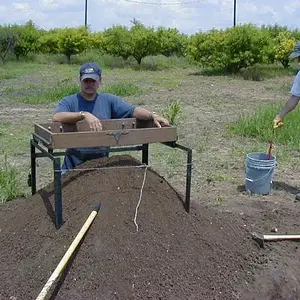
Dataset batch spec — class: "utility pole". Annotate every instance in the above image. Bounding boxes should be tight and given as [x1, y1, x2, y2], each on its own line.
[84, 0, 88, 28]
[233, 0, 236, 27]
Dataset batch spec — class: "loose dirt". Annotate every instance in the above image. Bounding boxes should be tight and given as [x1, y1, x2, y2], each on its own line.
[1, 155, 300, 300]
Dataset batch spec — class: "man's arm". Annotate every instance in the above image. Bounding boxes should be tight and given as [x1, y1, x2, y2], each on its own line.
[52, 111, 103, 131]
[273, 95, 300, 128]
[52, 112, 83, 124]
[133, 107, 169, 128]
[277, 95, 300, 118]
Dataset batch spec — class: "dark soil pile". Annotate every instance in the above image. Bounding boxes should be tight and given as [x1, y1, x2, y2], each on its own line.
[0, 155, 267, 299]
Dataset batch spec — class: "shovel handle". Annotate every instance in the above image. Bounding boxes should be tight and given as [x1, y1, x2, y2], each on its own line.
[263, 234, 300, 241]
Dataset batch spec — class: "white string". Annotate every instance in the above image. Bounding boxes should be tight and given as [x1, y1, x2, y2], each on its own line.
[133, 165, 148, 232]
[53, 162, 194, 173]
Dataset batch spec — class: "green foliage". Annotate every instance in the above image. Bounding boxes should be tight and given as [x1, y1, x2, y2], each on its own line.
[56, 27, 89, 63]
[189, 24, 272, 73]
[102, 25, 132, 60]
[224, 24, 272, 72]
[11, 20, 41, 60]
[156, 27, 188, 57]
[0, 153, 23, 203]
[101, 82, 140, 97]
[87, 32, 105, 52]
[188, 29, 226, 69]
[0, 25, 18, 63]
[2, 19, 300, 72]
[274, 31, 296, 68]
[130, 23, 159, 65]
[39, 29, 60, 54]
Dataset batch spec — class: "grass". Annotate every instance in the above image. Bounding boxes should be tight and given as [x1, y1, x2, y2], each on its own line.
[0, 153, 24, 203]
[0, 123, 32, 155]
[229, 101, 300, 150]
[161, 99, 183, 125]
[22, 84, 79, 104]
[19, 81, 141, 104]
[101, 82, 141, 97]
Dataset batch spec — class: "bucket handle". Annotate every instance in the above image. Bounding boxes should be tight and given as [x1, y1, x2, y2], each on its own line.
[245, 168, 274, 183]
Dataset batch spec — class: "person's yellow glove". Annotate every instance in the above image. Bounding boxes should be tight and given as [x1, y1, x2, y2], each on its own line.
[273, 115, 284, 129]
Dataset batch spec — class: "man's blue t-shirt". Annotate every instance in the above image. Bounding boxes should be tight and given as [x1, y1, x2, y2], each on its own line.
[54, 92, 136, 165]
[55, 92, 136, 120]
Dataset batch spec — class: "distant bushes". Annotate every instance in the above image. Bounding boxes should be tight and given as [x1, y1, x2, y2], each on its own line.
[0, 20, 299, 74]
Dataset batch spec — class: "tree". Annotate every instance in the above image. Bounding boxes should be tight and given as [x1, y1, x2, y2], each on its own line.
[274, 31, 296, 68]
[56, 27, 89, 63]
[38, 29, 60, 54]
[0, 25, 18, 63]
[12, 20, 41, 60]
[189, 24, 272, 73]
[130, 23, 158, 65]
[156, 27, 188, 57]
[102, 25, 132, 60]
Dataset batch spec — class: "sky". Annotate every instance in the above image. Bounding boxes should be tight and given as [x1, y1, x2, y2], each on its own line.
[0, 0, 299, 35]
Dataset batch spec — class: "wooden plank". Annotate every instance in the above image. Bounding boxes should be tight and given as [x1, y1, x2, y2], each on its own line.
[51, 127, 177, 149]
[34, 124, 52, 145]
[48, 119, 137, 133]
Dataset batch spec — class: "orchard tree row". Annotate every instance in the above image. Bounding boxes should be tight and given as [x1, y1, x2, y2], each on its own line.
[0, 19, 299, 72]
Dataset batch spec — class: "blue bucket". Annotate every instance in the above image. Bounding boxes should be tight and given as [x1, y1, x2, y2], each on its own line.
[245, 152, 276, 195]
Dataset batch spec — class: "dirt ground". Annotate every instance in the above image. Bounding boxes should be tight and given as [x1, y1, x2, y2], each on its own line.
[1, 65, 300, 299]
[0, 154, 299, 300]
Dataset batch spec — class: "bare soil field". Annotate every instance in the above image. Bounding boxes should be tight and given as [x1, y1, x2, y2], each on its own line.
[1, 64, 300, 299]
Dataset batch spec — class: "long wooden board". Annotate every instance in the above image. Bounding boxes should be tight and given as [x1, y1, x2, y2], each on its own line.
[34, 118, 178, 149]
[40, 119, 160, 134]
[50, 127, 177, 148]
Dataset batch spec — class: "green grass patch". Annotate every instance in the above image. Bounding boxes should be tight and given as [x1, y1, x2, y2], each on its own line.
[0, 123, 32, 155]
[19, 80, 140, 104]
[0, 154, 24, 203]
[229, 101, 300, 149]
[0, 73, 17, 80]
[101, 82, 141, 97]
[21, 83, 79, 104]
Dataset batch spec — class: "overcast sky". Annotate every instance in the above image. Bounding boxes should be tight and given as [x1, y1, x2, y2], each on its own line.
[0, 0, 299, 35]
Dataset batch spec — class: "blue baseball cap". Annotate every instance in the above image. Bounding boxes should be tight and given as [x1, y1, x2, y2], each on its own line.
[79, 62, 102, 81]
[289, 42, 300, 60]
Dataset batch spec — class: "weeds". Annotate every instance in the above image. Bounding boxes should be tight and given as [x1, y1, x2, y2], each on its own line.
[161, 99, 183, 125]
[229, 101, 300, 149]
[21, 83, 79, 104]
[102, 82, 141, 97]
[0, 153, 24, 203]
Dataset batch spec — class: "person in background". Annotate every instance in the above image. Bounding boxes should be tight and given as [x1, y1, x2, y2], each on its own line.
[273, 41, 300, 200]
[52, 62, 169, 174]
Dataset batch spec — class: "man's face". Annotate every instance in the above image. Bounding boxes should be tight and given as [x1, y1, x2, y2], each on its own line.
[80, 78, 100, 96]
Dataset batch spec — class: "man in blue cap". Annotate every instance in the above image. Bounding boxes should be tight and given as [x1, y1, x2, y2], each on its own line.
[52, 62, 169, 174]
[273, 42, 300, 199]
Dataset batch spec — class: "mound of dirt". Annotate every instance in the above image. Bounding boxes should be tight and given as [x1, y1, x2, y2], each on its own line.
[0, 155, 276, 299]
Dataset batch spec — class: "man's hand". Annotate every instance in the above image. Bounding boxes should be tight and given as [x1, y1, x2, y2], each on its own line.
[273, 115, 284, 129]
[82, 112, 102, 131]
[153, 114, 170, 128]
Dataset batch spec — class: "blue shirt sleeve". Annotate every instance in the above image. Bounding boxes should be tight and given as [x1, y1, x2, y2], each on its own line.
[54, 95, 75, 113]
[110, 94, 136, 119]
